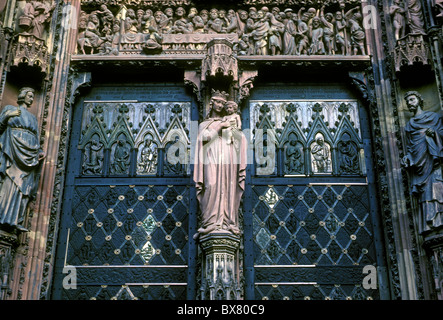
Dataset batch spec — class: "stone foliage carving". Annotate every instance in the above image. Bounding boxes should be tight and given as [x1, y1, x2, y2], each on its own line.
[76, 2, 368, 56]
[0, 88, 45, 232]
[401, 91, 443, 234]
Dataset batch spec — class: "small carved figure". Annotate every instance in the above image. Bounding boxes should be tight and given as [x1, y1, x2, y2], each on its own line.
[250, 10, 270, 55]
[345, 8, 366, 55]
[309, 16, 325, 55]
[83, 134, 104, 175]
[390, 0, 407, 40]
[295, 8, 309, 55]
[335, 10, 347, 55]
[407, 0, 426, 34]
[188, 7, 205, 33]
[311, 134, 331, 173]
[401, 91, 443, 233]
[111, 137, 131, 174]
[338, 133, 359, 174]
[206, 8, 224, 34]
[320, 6, 335, 55]
[20, 1, 54, 39]
[224, 101, 242, 147]
[285, 135, 304, 174]
[282, 8, 297, 55]
[0, 87, 45, 232]
[137, 135, 158, 174]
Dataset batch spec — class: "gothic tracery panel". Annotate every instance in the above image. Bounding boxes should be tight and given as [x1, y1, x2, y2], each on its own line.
[251, 100, 364, 176]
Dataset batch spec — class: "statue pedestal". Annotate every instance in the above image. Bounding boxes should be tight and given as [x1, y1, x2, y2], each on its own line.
[199, 232, 241, 300]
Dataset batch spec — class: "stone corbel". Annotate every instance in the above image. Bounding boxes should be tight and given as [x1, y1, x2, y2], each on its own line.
[236, 70, 258, 105]
[69, 71, 92, 106]
[184, 69, 202, 104]
[348, 71, 375, 106]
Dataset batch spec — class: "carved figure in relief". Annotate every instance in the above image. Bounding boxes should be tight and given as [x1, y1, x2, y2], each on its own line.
[401, 91, 443, 233]
[188, 7, 205, 33]
[224, 101, 242, 147]
[285, 134, 304, 174]
[0, 87, 45, 232]
[137, 135, 158, 175]
[282, 8, 297, 55]
[111, 137, 131, 174]
[20, 1, 54, 39]
[206, 8, 224, 34]
[295, 8, 309, 55]
[320, 6, 335, 55]
[407, 0, 426, 34]
[83, 134, 104, 175]
[338, 132, 359, 174]
[390, 0, 407, 40]
[345, 7, 366, 55]
[309, 17, 325, 55]
[311, 134, 331, 173]
[250, 10, 270, 55]
[334, 10, 347, 55]
[194, 91, 247, 238]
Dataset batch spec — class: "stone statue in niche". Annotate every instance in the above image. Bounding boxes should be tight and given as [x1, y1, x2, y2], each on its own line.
[311, 133, 332, 173]
[285, 133, 304, 174]
[407, 0, 426, 34]
[0, 87, 45, 232]
[136, 135, 158, 175]
[401, 91, 443, 233]
[194, 90, 247, 239]
[338, 132, 360, 174]
[111, 136, 131, 174]
[390, 0, 407, 41]
[82, 134, 104, 175]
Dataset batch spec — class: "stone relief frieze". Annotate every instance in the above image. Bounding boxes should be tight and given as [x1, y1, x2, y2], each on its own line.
[76, 1, 369, 57]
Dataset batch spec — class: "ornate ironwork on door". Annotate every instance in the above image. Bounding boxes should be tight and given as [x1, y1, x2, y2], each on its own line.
[246, 98, 387, 300]
[52, 86, 197, 300]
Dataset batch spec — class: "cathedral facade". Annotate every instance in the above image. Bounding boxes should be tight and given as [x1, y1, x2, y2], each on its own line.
[0, 0, 442, 300]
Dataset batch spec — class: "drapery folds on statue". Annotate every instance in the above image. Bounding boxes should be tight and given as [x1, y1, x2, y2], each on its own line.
[402, 91, 443, 233]
[0, 87, 44, 232]
[194, 91, 247, 238]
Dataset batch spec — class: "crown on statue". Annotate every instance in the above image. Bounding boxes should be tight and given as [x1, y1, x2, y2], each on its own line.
[211, 89, 229, 102]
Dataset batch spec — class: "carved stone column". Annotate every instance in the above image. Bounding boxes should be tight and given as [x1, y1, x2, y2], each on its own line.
[423, 233, 443, 299]
[199, 233, 241, 300]
[0, 230, 18, 300]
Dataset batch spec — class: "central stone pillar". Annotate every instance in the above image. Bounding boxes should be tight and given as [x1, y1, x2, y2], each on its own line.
[199, 233, 241, 300]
